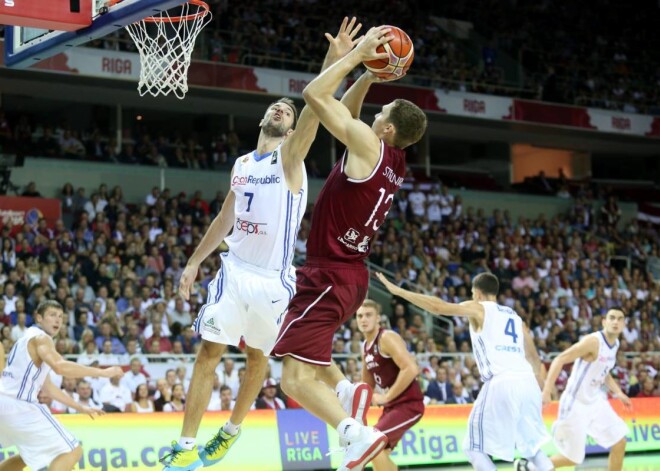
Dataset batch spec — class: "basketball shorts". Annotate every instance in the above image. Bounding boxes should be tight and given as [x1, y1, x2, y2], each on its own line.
[272, 262, 368, 365]
[193, 252, 296, 354]
[0, 395, 80, 470]
[375, 400, 425, 449]
[463, 372, 549, 462]
[552, 396, 628, 464]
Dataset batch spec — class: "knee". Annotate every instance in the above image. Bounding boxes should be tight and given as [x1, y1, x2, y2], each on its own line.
[245, 349, 267, 370]
[196, 341, 223, 369]
[71, 445, 83, 463]
[279, 369, 300, 397]
[611, 438, 627, 454]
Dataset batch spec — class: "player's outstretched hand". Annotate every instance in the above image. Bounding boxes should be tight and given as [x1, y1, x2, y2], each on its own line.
[541, 389, 552, 408]
[178, 264, 199, 300]
[325, 16, 363, 60]
[81, 406, 105, 420]
[618, 393, 633, 411]
[103, 366, 125, 379]
[374, 272, 399, 295]
[354, 26, 392, 62]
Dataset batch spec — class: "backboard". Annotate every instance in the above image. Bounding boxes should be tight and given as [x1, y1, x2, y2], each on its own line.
[4, 0, 187, 68]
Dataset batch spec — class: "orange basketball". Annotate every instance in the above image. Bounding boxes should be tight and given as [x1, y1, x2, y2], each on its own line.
[363, 25, 414, 80]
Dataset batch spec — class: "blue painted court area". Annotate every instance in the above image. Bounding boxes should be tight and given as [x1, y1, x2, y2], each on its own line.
[408, 452, 660, 470]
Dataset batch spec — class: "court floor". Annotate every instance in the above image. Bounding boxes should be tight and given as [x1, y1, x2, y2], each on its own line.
[411, 453, 660, 470]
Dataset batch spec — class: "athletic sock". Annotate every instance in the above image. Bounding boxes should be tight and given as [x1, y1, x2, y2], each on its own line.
[178, 436, 196, 451]
[223, 420, 241, 436]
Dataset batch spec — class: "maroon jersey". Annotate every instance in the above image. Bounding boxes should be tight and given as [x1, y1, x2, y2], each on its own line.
[306, 141, 405, 263]
[364, 328, 424, 406]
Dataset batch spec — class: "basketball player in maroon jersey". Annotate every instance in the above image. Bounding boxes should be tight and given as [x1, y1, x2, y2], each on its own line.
[272, 26, 427, 470]
[358, 299, 424, 471]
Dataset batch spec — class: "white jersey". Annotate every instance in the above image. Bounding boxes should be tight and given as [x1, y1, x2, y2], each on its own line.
[0, 325, 52, 403]
[563, 331, 618, 405]
[225, 143, 307, 271]
[469, 301, 533, 381]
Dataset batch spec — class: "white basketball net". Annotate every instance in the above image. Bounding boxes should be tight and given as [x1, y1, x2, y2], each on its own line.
[124, 1, 211, 99]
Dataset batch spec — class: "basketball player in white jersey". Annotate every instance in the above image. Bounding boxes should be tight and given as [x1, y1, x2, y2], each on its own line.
[161, 18, 366, 471]
[0, 300, 123, 471]
[376, 272, 554, 471]
[540, 308, 630, 471]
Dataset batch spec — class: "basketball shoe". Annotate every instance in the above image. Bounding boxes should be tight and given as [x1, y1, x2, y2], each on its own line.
[513, 458, 537, 470]
[198, 429, 241, 466]
[160, 441, 203, 471]
[338, 382, 373, 447]
[338, 426, 388, 471]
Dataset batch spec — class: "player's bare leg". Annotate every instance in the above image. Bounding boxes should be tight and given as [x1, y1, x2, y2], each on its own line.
[608, 438, 626, 471]
[315, 361, 346, 388]
[372, 449, 397, 471]
[550, 454, 577, 468]
[0, 455, 26, 471]
[181, 340, 227, 437]
[230, 346, 269, 425]
[49, 446, 83, 471]
[281, 356, 346, 427]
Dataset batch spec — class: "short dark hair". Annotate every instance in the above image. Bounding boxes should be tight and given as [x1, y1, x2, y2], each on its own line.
[270, 97, 298, 129]
[472, 273, 499, 296]
[35, 300, 63, 317]
[220, 385, 232, 394]
[388, 99, 427, 148]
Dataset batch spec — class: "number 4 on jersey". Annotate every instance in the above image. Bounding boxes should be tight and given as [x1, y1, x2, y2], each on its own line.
[504, 318, 518, 343]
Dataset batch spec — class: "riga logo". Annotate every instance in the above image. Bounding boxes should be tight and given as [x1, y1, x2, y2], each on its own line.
[4, 0, 15, 6]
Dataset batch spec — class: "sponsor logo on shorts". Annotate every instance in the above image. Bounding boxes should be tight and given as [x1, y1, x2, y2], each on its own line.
[231, 174, 281, 186]
[236, 218, 267, 236]
[203, 317, 222, 335]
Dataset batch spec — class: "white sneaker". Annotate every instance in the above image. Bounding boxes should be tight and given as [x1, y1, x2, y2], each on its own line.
[338, 382, 373, 426]
[337, 426, 387, 471]
[513, 458, 536, 471]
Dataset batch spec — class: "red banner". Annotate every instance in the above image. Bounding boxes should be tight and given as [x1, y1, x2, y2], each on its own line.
[0, 196, 61, 231]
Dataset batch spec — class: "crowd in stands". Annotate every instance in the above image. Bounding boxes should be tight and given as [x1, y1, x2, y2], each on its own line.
[1, 175, 658, 415]
[78, 0, 660, 113]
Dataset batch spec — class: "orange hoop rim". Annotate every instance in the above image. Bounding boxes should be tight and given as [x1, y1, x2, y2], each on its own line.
[107, 0, 210, 23]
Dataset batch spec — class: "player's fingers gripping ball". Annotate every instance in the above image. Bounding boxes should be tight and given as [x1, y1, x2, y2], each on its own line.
[363, 25, 414, 80]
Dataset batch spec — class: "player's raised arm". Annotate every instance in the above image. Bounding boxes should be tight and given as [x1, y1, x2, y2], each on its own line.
[302, 26, 391, 158]
[375, 272, 482, 318]
[541, 334, 599, 406]
[42, 375, 105, 419]
[282, 17, 362, 167]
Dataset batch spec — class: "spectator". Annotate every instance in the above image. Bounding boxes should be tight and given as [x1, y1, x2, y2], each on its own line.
[129, 383, 155, 413]
[99, 375, 132, 412]
[425, 367, 455, 404]
[68, 380, 102, 413]
[120, 357, 148, 393]
[163, 383, 186, 412]
[255, 379, 286, 410]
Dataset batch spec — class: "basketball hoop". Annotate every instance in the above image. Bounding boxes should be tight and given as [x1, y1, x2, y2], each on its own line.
[109, 0, 211, 99]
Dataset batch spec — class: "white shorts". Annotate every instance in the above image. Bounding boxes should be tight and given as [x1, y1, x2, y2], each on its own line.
[463, 373, 549, 462]
[553, 396, 628, 464]
[0, 394, 79, 470]
[193, 252, 296, 354]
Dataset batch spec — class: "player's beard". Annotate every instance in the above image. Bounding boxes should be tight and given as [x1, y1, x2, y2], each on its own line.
[261, 119, 287, 138]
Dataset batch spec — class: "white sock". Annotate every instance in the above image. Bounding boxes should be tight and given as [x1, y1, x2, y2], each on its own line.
[465, 450, 496, 471]
[337, 417, 361, 442]
[335, 379, 351, 397]
[530, 450, 554, 471]
[223, 420, 240, 436]
[178, 436, 196, 450]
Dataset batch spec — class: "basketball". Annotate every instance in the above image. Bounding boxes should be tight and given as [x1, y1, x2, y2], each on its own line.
[363, 25, 414, 80]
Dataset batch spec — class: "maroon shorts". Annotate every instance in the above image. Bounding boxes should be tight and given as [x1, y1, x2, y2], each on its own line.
[375, 400, 425, 449]
[272, 262, 368, 365]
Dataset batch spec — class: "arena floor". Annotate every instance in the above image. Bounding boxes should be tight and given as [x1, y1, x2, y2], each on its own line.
[412, 453, 660, 470]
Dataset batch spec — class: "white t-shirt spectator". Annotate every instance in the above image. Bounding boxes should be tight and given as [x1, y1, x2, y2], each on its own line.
[120, 371, 148, 395]
[99, 382, 132, 412]
[408, 190, 426, 217]
[10, 324, 28, 342]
